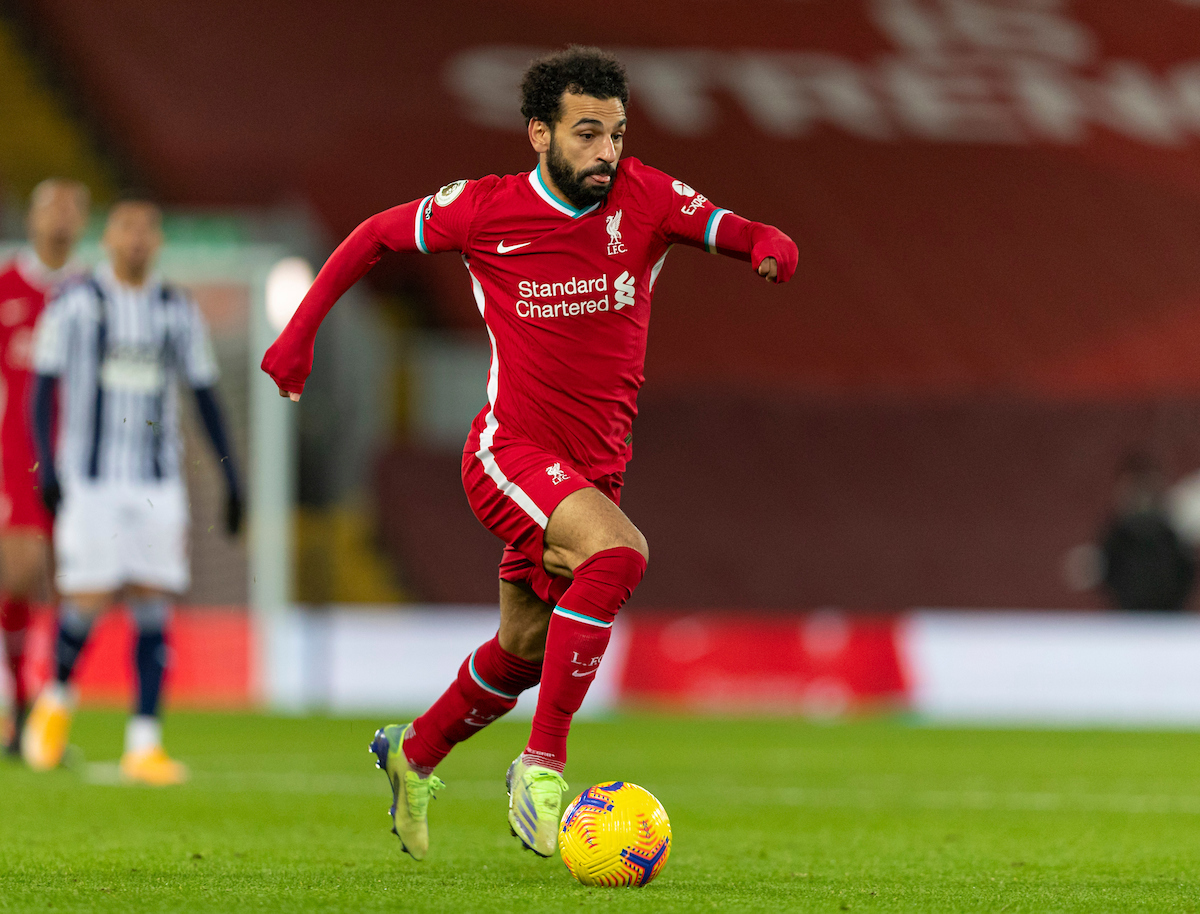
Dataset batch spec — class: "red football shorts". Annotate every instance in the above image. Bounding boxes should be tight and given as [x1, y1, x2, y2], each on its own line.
[461, 438, 623, 607]
[0, 465, 51, 535]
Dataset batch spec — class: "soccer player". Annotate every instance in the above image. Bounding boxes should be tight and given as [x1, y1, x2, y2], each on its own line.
[0, 179, 89, 755]
[262, 46, 797, 857]
[21, 196, 243, 785]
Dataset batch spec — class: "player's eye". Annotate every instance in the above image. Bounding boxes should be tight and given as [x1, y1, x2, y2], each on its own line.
[579, 132, 594, 141]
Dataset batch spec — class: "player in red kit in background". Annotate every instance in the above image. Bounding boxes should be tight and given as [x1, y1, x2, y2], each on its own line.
[262, 46, 797, 860]
[0, 179, 89, 754]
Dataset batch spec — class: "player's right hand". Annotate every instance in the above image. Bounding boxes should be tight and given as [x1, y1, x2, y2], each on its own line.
[261, 335, 310, 402]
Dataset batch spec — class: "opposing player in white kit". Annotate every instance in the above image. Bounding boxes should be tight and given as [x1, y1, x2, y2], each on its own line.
[21, 197, 242, 785]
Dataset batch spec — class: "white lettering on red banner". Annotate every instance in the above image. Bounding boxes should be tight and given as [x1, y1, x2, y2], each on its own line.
[446, 1, 1200, 149]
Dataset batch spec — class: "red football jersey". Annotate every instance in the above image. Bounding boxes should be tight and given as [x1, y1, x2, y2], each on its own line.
[0, 251, 75, 528]
[263, 156, 797, 477]
[419, 158, 745, 476]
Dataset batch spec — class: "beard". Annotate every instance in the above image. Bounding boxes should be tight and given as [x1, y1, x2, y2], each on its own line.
[546, 135, 616, 210]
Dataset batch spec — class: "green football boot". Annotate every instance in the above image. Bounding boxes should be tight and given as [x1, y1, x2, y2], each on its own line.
[370, 724, 444, 860]
[506, 755, 568, 857]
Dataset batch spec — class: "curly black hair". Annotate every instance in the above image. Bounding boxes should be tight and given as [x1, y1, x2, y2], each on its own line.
[520, 46, 629, 126]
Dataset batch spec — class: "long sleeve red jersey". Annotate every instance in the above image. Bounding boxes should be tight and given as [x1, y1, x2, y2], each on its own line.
[0, 250, 80, 529]
[262, 157, 797, 477]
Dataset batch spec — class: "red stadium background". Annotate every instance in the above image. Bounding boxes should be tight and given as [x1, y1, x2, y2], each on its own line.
[12, 0, 1200, 611]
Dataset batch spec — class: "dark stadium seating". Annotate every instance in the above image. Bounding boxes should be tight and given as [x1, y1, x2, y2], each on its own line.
[23, 0, 1200, 393]
[23, 0, 1200, 608]
[378, 395, 1200, 609]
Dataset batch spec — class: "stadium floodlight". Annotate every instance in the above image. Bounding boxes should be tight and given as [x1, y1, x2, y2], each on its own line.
[265, 256, 313, 332]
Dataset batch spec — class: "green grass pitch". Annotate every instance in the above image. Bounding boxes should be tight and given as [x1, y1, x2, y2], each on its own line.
[3, 711, 1200, 912]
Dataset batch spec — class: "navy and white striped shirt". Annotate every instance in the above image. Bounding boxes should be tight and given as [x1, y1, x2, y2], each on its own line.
[33, 261, 219, 484]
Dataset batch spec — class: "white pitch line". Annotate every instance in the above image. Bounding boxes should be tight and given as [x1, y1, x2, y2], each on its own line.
[730, 785, 1200, 816]
[83, 762, 123, 785]
[80, 764, 1200, 815]
[83, 764, 506, 798]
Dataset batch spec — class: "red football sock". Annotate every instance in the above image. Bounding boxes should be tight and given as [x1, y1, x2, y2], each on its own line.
[524, 546, 647, 772]
[1, 597, 31, 708]
[404, 634, 542, 773]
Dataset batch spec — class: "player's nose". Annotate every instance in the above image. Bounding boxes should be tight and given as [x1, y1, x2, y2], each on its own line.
[598, 137, 618, 162]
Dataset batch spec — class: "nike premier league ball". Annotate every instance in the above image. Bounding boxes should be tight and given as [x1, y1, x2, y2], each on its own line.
[558, 781, 671, 887]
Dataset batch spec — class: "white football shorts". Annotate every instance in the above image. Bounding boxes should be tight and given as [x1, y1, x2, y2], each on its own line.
[54, 476, 190, 595]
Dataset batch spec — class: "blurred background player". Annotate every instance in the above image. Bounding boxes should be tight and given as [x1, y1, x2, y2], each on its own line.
[0, 178, 89, 755]
[20, 196, 242, 784]
[263, 46, 797, 858]
[1099, 452, 1196, 611]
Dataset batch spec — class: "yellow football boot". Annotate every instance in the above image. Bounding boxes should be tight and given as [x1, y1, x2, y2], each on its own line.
[370, 724, 445, 860]
[21, 686, 73, 771]
[507, 756, 568, 857]
[120, 745, 189, 786]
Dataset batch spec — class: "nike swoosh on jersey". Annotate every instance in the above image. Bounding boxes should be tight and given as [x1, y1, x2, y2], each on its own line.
[571, 669, 598, 678]
[497, 240, 532, 253]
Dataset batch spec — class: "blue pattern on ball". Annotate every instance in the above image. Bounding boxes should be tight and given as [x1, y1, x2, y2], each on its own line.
[562, 788, 615, 828]
[620, 836, 671, 886]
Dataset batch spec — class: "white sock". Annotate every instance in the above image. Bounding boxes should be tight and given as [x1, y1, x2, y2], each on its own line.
[44, 681, 73, 707]
[125, 715, 162, 755]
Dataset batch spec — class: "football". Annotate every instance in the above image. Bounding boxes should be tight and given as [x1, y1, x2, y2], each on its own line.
[558, 781, 672, 887]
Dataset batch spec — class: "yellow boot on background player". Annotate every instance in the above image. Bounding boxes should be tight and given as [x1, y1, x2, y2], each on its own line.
[21, 682, 74, 770]
[120, 715, 188, 786]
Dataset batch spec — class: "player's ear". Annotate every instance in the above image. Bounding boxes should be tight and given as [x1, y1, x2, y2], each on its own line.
[528, 118, 551, 155]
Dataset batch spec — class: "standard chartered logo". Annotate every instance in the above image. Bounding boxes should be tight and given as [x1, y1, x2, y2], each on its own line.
[515, 272, 636, 319]
[613, 271, 635, 310]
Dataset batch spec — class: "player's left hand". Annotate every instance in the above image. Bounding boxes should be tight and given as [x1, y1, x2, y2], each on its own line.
[749, 224, 798, 284]
[225, 490, 244, 536]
